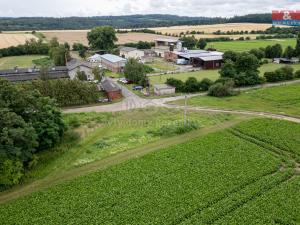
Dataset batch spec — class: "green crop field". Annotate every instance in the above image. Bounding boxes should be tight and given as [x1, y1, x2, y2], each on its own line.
[0, 55, 50, 70]
[149, 63, 300, 85]
[0, 118, 299, 224]
[15, 108, 235, 183]
[207, 38, 296, 52]
[172, 83, 300, 117]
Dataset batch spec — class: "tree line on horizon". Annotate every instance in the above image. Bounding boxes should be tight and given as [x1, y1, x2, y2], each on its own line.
[0, 13, 272, 31]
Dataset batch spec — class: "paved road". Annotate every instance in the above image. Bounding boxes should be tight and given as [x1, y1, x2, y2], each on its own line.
[64, 79, 300, 124]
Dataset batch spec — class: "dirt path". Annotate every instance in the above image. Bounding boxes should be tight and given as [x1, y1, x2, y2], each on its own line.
[164, 104, 300, 124]
[0, 118, 247, 204]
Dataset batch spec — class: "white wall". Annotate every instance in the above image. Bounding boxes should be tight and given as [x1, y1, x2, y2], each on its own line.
[120, 50, 145, 59]
[69, 66, 94, 80]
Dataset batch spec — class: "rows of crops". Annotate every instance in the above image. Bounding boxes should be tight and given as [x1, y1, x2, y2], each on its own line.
[0, 118, 299, 224]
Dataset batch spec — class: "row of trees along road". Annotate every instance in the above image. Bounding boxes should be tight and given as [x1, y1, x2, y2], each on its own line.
[0, 79, 66, 188]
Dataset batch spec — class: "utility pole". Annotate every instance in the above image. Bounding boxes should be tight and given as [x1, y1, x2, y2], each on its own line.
[184, 95, 188, 126]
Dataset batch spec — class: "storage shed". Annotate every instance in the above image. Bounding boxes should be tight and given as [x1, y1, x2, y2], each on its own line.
[154, 84, 176, 96]
[101, 78, 122, 100]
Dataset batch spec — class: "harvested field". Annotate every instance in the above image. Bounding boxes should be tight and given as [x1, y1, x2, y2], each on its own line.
[150, 23, 284, 35]
[0, 33, 38, 48]
[192, 34, 259, 40]
[42, 30, 174, 45]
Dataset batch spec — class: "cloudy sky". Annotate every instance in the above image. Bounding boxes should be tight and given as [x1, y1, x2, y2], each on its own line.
[1, 0, 300, 17]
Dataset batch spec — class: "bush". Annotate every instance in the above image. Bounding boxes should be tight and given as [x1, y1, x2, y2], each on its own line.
[148, 121, 200, 137]
[208, 79, 238, 97]
[21, 79, 100, 107]
[185, 77, 200, 93]
[166, 78, 185, 92]
[264, 66, 294, 82]
[143, 64, 154, 73]
[295, 70, 300, 78]
[199, 78, 213, 91]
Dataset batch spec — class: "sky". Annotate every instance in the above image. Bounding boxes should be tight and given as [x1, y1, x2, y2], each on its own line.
[1, 0, 300, 17]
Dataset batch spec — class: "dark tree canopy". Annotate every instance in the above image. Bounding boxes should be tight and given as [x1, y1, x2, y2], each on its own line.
[0, 14, 272, 31]
[87, 26, 118, 50]
[124, 58, 146, 85]
[180, 36, 198, 49]
[0, 79, 66, 187]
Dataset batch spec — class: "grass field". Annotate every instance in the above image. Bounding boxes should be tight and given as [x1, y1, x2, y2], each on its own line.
[0, 55, 49, 70]
[172, 83, 300, 117]
[149, 70, 220, 84]
[0, 118, 299, 224]
[149, 63, 300, 85]
[207, 38, 296, 52]
[146, 58, 178, 72]
[0, 33, 38, 48]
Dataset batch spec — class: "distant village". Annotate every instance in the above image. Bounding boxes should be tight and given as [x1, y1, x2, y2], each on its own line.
[1, 35, 298, 101]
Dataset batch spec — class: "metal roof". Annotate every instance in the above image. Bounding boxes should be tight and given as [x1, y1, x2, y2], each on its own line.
[178, 50, 223, 60]
[67, 59, 93, 71]
[100, 54, 127, 63]
[198, 55, 223, 61]
[120, 47, 138, 52]
[101, 79, 121, 92]
[0, 67, 68, 76]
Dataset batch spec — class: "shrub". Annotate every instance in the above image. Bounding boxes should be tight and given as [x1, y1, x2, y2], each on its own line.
[166, 78, 185, 92]
[185, 77, 200, 93]
[295, 70, 300, 78]
[199, 78, 213, 91]
[148, 121, 200, 137]
[143, 64, 154, 73]
[264, 66, 294, 82]
[208, 79, 238, 97]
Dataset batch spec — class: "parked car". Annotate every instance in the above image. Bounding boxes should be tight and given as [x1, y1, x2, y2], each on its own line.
[98, 98, 110, 103]
[118, 78, 128, 84]
[118, 78, 133, 84]
[132, 86, 143, 91]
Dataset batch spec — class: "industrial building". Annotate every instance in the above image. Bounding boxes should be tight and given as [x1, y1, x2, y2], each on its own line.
[100, 54, 127, 73]
[165, 48, 223, 70]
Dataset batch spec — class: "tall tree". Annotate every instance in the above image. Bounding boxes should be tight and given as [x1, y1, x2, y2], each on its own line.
[197, 39, 207, 50]
[92, 67, 103, 81]
[124, 58, 146, 85]
[0, 79, 65, 186]
[87, 26, 118, 50]
[283, 46, 295, 59]
[294, 32, 300, 57]
[180, 36, 197, 49]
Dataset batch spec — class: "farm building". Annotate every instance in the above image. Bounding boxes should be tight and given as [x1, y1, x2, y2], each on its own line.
[273, 58, 300, 64]
[119, 47, 145, 59]
[0, 66, 69, 82]
[154, 38, 179, 57]
[154, 84, 176, 96]
[87, 54, 102, 63]
[67, 59, 94, 80]
[100, 54, 127, 73]
[101, 78, 122, 100]
[165, 49, 223, 69]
